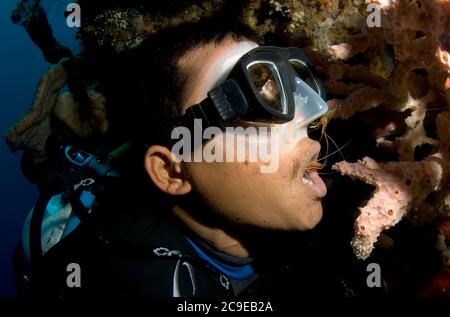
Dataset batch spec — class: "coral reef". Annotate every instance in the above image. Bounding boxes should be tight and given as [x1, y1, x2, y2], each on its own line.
[323, 0, 450, 260]
[332, 109, 450, 260]
[6, 60, 108, 163]
[6, 61, 68, 162]
[333, 154, 445, 259]
[77, 0, 228, 52]
[74, 0, 369, 52]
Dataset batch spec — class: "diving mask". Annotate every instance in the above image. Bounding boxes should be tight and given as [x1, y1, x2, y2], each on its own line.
[168, 46, 328, 154]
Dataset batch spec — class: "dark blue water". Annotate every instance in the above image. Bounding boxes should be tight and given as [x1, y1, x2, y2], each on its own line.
[0, 0, 79, 296]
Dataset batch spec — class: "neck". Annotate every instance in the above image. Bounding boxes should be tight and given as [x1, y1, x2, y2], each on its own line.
[172, 205, 250, 258]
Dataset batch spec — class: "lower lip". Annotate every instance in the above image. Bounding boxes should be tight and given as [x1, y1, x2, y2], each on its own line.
[303, 170, 327, 198]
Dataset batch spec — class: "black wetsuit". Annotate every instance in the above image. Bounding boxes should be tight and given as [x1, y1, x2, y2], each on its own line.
[17, 184, 368, 298]
[21, 193, 271, 297]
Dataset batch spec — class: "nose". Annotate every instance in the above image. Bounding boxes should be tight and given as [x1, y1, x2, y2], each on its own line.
[294, 136, 321, 154]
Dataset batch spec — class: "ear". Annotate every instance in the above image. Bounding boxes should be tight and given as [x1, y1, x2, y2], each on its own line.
[144, 145, 192, 195]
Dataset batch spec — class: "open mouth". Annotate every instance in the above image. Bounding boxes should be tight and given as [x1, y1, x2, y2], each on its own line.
[302, 153, 327, 198]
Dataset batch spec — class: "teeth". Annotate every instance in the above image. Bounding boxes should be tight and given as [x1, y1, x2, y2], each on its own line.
[302, 176, 313, 185]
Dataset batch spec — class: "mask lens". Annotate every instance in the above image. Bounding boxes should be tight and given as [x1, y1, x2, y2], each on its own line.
[292, 75, 328, 128]
[247, 62, 287, 115]
[289, 60, 319, 94]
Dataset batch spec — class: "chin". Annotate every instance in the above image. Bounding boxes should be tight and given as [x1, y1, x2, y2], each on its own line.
[296, 203, 323, 230]
[310, 204, 324, 227]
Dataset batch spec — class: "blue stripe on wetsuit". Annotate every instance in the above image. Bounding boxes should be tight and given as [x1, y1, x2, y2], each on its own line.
[186, 237, 255, 281]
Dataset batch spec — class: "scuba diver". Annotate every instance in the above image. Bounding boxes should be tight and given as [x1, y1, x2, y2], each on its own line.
[10, 1, 374, 298]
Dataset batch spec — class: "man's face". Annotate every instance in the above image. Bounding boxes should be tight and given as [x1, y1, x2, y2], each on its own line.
[177, 38, 327, 231]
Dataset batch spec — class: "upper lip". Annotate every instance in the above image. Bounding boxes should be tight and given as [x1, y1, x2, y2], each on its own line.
[301, 151, 319, 179]
[305, 146, 327, 176]
[309, 152, 319, 164]
[300, 144, 322, 180]
[307, 149, 320, 167]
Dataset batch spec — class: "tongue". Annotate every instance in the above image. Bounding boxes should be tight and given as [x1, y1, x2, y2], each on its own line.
[307, 170, 327, 198]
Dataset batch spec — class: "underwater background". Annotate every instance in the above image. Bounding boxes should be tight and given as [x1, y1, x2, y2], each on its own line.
[0, 0, 78, 296]
[0, 0, 448, 298]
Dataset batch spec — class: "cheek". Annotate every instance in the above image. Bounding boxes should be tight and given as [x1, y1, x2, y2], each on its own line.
[185, 161, 257, 208]
[185, 161, 282, 224]
[183, 138, 324, 229]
